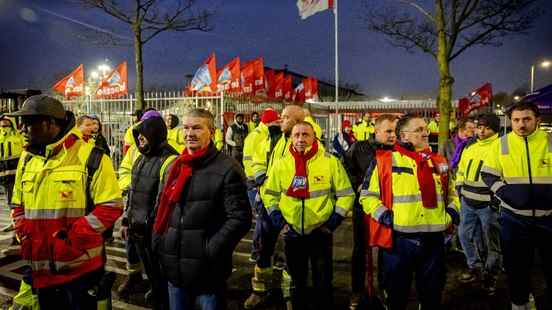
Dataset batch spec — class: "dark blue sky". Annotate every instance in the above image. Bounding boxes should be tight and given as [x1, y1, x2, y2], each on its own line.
[1, 0, 552, 99]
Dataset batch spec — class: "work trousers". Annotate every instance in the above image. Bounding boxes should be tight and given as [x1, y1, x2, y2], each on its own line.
[130, 230, 169, 310]
[37, 268, 103, 310]
[458, 199, 501, 274]
[499, 209, 552, 306]
[380, 232, 446, 310]
[168, 282, 225, 310]
[249, 187, 280, 268]
[351, 201, 368, 294]
[284, 229, 334, 310]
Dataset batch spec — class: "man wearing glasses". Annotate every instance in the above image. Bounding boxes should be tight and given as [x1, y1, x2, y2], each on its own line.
[359, 114, 459, 310]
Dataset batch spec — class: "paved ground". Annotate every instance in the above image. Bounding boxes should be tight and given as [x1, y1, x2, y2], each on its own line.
[0, 197, 549, 309]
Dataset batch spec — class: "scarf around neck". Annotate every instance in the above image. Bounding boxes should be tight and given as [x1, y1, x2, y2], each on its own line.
[286, 140, 319, 199]
[153, 146, 209, 234]
[394, 143, 437, 209]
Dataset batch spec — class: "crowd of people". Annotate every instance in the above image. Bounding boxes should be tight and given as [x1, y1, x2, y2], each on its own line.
[0, 94, 551, 310]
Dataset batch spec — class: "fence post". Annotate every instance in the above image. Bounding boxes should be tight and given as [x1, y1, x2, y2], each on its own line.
[220, 92, 225, 129]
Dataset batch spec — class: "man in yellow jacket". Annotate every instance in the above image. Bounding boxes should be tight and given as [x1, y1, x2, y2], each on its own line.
[359, 114, 459, 310]
[0, 116, 24, 217]
[352, 113, 375, 141]
[8, 95, 123, 308]
[263, 121, 354, 309]
[455, 113, 501, 293]
[481, 102, 552, 310]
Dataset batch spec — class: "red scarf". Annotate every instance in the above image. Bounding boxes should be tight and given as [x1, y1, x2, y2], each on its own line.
[286, 140, 318, 199]
[393, 144, 437, 209]
[153, 146, 209, 234]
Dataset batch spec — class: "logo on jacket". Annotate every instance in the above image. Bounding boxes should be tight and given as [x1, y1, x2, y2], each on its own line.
[435, 163, 449, 174]
[291, 176, 307, 191]
[541, 158, 551, 167]
[313, 175, 325, 184]
[59, 191, 74, 201]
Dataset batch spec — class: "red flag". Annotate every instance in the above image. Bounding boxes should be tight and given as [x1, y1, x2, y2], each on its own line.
[283, 75, 293, 102]
[217, 57, 240, 93]
[95, 62, 128, 98]
[265, 69, 276, 99]
[464, 82, 493, 115]
[52, 64, 85, 99]
[273, 73, 285, 101]
[458, 97, 472, 116]
[304, 77, 319, 101]
[241, 58, 265, 97]
[292, 81, 305, 103]
[191, 53, 217, 93]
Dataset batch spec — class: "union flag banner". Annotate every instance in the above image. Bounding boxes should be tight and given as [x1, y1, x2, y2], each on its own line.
[52, 64, 84, 99]
[217, 57, 240, 93]
[304, 77, 319, 101]
[265, 69, 275, 98]
[191, 53, 217, 93]
[283, 75, 293, 102]
[95, 62, 128, 98]
[273, 72, 285, 101]
[462, 82, 493, 116]
[241, 58, 264, 97]
[292, 82, 305, 103]
[297, 0, 334, 19]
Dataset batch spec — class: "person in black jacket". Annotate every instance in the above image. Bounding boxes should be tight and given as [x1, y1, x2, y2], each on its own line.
[343, 114, 397, 309]
[152, 108, 251, 310]
[119, 110, 178, 310]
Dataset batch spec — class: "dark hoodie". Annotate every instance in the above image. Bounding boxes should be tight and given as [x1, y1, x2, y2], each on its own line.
[127, 116, 178, 234]
[132, 116, 170, 156]
[168, 114, 179, 130]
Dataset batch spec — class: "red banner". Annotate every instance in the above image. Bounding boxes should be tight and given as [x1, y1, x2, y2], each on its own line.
[241, 58, 264, 97]
[283, 75, 293, 102]
[460, 82, 493, 116]
[273, 73, 285, 101]
[292, 81, 305, 103]
[95, 62, 128, 98]
[304, 77, 319, 101]
[217, 57, 240, 93]
[52, 64, 85, 99]
[191, 53, 217, 94]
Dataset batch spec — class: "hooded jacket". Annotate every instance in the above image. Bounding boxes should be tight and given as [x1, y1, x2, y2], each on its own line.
[126, 116, 178, 234]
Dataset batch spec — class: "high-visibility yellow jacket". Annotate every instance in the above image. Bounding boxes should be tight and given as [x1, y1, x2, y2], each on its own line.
[167, 127, 185, 153]
[118, 144, 141, 191]
[304, 116, 322, 139]
[359, 150, 459, 233]
[0, 123, 25, 180]
[352, 121, 374, 141]
[248, 120, 259, 133]
[11, 126, 123, 288]
[456, 133, 498, 207]
[123, 123, 139, 154]
[263, 145, 354, 234]
[213, 127, 224, 151]
[428, 120, 439, 134]
[243, 122, 269, 180]
[481, 129, 552, 217]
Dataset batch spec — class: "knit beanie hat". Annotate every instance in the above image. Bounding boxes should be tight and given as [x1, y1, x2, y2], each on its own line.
[477, 113, 500, 133]
[261, 108, 280, 124]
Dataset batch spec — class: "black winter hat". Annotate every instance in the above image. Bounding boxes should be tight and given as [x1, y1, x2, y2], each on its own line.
[477, 113, 500, 133]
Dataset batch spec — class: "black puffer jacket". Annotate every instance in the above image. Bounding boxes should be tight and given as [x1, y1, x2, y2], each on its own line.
[152, 143, 251, 292]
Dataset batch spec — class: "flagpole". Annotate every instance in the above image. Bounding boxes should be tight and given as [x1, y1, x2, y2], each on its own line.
[334, 0, 339, 104]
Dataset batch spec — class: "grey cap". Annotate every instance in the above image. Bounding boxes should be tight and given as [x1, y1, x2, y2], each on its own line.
[6, 95, 66, 119]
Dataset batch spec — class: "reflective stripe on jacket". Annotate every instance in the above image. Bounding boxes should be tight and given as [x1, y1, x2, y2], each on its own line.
[263, 147, 354, 235]
[359, 150, 459, 233]
[10, 127, 123, 288]
[456, 133, 498, 207]
[481, 129, 552, 216]
[243, 122, 269, 180]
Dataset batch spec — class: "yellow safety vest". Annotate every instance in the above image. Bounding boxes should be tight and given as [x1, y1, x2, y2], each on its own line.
[243, 122, 269, 180]
[263, 146, 354, 234]
[352, 121, 374, 141]
[167, 127, 185, 153]
[360, 151, 459, 233]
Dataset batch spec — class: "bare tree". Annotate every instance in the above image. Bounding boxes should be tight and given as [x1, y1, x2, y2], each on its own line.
[79, 0, 213, 110]
[362, 0, 540, 153]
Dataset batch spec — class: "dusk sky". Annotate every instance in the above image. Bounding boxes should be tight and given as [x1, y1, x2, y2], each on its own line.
[1, 0, 552, 99]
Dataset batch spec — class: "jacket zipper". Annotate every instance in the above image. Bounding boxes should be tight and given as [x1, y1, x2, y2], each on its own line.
[524, 137, 534, 217]
[301, 199, 305, 235]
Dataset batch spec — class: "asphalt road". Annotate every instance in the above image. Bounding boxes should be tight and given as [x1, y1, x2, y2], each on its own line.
[0, 197, 549, 309]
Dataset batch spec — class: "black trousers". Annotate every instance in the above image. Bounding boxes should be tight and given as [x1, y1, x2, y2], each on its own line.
[130, 230, 169, 310]
[284, 229, 334, 310]
[351, 201, 366, 294]
[38, 268, 103, 310]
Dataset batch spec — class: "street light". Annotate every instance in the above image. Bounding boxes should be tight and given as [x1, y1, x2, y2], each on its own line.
[530, 60, 550, 92]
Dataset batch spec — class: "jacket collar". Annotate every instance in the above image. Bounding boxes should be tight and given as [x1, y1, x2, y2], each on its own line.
[511, 128, 546, 142]
[477, 133, 499, 146]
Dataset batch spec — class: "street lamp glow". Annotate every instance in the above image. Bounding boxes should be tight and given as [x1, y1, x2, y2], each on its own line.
[541, 61, 551, 68]
[98, 64, 111, 75]
[90, 71, 99, 80]
[379, 96, 395, 103]
[513, 95, 521, 101]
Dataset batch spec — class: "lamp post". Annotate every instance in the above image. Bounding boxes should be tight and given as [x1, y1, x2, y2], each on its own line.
[530, 60, 551, 92]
